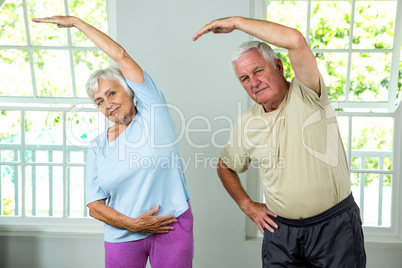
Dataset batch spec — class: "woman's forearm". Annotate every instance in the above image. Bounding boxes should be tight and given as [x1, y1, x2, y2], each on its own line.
[87, 200, 177, 234]
[88, 200, 139, 232]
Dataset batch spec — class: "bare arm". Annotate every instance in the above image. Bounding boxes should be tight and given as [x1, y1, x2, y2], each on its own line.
[87, 199, 177, 233]
[217, 159, 277, 234]
[32, 16, 144, 83]
[193, 17, 320, 96]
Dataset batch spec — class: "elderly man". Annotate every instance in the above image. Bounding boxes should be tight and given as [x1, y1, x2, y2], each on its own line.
[194, 17, 366, 267]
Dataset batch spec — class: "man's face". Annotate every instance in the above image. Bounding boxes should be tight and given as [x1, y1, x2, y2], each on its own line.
[93, 78, 135, 124]
[234, 49, 286, 106]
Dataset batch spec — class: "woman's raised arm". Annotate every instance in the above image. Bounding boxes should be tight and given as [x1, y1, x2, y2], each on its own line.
[32, 16, 144, 83]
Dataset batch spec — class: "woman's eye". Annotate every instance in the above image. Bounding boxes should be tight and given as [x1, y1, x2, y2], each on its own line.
[97, 100, 104, 106]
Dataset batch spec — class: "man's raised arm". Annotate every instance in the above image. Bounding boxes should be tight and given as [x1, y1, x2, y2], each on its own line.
[193, 17, 320, 96]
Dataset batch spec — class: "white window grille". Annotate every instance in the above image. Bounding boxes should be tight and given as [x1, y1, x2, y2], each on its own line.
[0, 0, 114, 234]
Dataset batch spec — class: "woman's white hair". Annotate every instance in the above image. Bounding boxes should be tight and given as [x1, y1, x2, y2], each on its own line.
[231, 41, 277, 69]
[86, 66, 133, 102]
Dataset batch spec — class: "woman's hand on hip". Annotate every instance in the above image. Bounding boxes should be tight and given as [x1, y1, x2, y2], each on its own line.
[133, 205, 177, 234]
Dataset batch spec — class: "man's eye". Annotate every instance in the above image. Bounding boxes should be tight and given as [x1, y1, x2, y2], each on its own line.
[109, 92, 115, 96]
[241, 77, 249, 83]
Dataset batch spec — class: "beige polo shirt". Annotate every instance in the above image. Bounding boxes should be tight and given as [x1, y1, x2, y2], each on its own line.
[220, 75, 351, 219]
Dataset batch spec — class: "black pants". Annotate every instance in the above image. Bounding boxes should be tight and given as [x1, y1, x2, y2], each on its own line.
[262, 194, 366, 268]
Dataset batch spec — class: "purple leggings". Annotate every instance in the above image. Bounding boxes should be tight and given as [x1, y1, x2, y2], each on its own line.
[104, 204, 194, 268]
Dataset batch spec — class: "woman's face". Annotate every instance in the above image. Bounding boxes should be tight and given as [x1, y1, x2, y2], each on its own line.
[93, 78, 136, 124]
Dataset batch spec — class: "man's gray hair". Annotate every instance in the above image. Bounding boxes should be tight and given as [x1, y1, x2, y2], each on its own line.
[86, 66, 133, 101]
[231, 41, 277, 69]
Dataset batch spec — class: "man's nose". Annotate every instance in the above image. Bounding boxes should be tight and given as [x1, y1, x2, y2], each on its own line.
[249, 75, 260, 88]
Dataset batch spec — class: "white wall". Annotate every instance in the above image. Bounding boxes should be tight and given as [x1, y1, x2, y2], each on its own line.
[1, 0, 402, 267]
[114, 0, 262, 267]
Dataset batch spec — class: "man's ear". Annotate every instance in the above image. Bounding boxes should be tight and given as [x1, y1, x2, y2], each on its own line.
[275, 58, 284, 75]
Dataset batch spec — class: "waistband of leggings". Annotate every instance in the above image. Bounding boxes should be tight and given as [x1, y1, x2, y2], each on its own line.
[276, 193, 356, 227]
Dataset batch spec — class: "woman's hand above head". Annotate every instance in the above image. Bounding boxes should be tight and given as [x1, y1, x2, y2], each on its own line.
[31, 16, 80, 28]
[31, 14, 144, 83]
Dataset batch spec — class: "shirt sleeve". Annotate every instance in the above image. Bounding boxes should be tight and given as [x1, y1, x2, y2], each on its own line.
[219, 115, 250, 173]
[124, 71, 167, 111]
[292, 73, 330, 108]
[85, 141, 108, 205]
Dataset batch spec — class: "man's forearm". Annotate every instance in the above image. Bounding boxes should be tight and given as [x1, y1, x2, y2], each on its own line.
[217, 158, 253, 212]
[233, 17, 303, 51]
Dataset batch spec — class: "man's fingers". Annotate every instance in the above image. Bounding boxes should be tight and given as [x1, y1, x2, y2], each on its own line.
[257, 224, 265, 235]
[192, 29, 209, 41]
[32, 17, 56, 23]
[192, 22, 215, 41]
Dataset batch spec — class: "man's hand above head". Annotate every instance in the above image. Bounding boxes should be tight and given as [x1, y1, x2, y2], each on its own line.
[192, 17, 239, 41]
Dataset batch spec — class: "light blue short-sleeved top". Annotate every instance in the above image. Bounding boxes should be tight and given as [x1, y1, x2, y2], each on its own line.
[85, 71, 191, 243]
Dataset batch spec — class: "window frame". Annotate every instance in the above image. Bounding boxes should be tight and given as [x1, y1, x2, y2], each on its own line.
[246, 0, 402, 245]
[0, 0, 116, 237]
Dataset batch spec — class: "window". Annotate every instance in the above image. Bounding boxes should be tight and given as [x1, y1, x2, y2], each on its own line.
[0, 0, 112, 234]
[247, 0, 402, 243]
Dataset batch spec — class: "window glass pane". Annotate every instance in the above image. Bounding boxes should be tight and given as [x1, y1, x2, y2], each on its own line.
[336, 116, 349, 150]
[0, 150, 20, 162]
[1, 165, 20, 216]
[349, 53, 391, 102]
[68, 166, 85, 217]
[353, 0, 396, 49]
[364, 157, 379, 170]
[73, 50, 110, 97]
[0, 0, 27, 45]
[382, 174, 392, 226]
[0, 111, 21, 144]
[310, 0, 351, 49]
[383, 157, 391, 171]
[351, 173, 391, 227]
[0, 49, 33, 97]
[397, 48, 402, 106]
[33, 49, 73, 97]
[276, 52, 294, 80]
[25, 166, 33, 216]
[68, 0, 108, 47]
[27, 0, 68, 46]
[66, 111, 105, 149]
[36, 166, 50, 216]
[317, 52, 347, 101]
[267, 0, 307, 46]
[351, 157, 360, 170]
[24, 111, 63, 145]
[51, 166, 63, 217]
[351, 117, 393, 151]
[24, 165, 63, 217]
[25, 165, 51, 216]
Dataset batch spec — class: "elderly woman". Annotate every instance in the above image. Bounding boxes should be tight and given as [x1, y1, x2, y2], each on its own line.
[32, 16, 193, 268]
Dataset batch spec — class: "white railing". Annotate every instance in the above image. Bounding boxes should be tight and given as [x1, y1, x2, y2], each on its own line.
[0, 144, 88, 218]
[350, 149, 393, 226]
